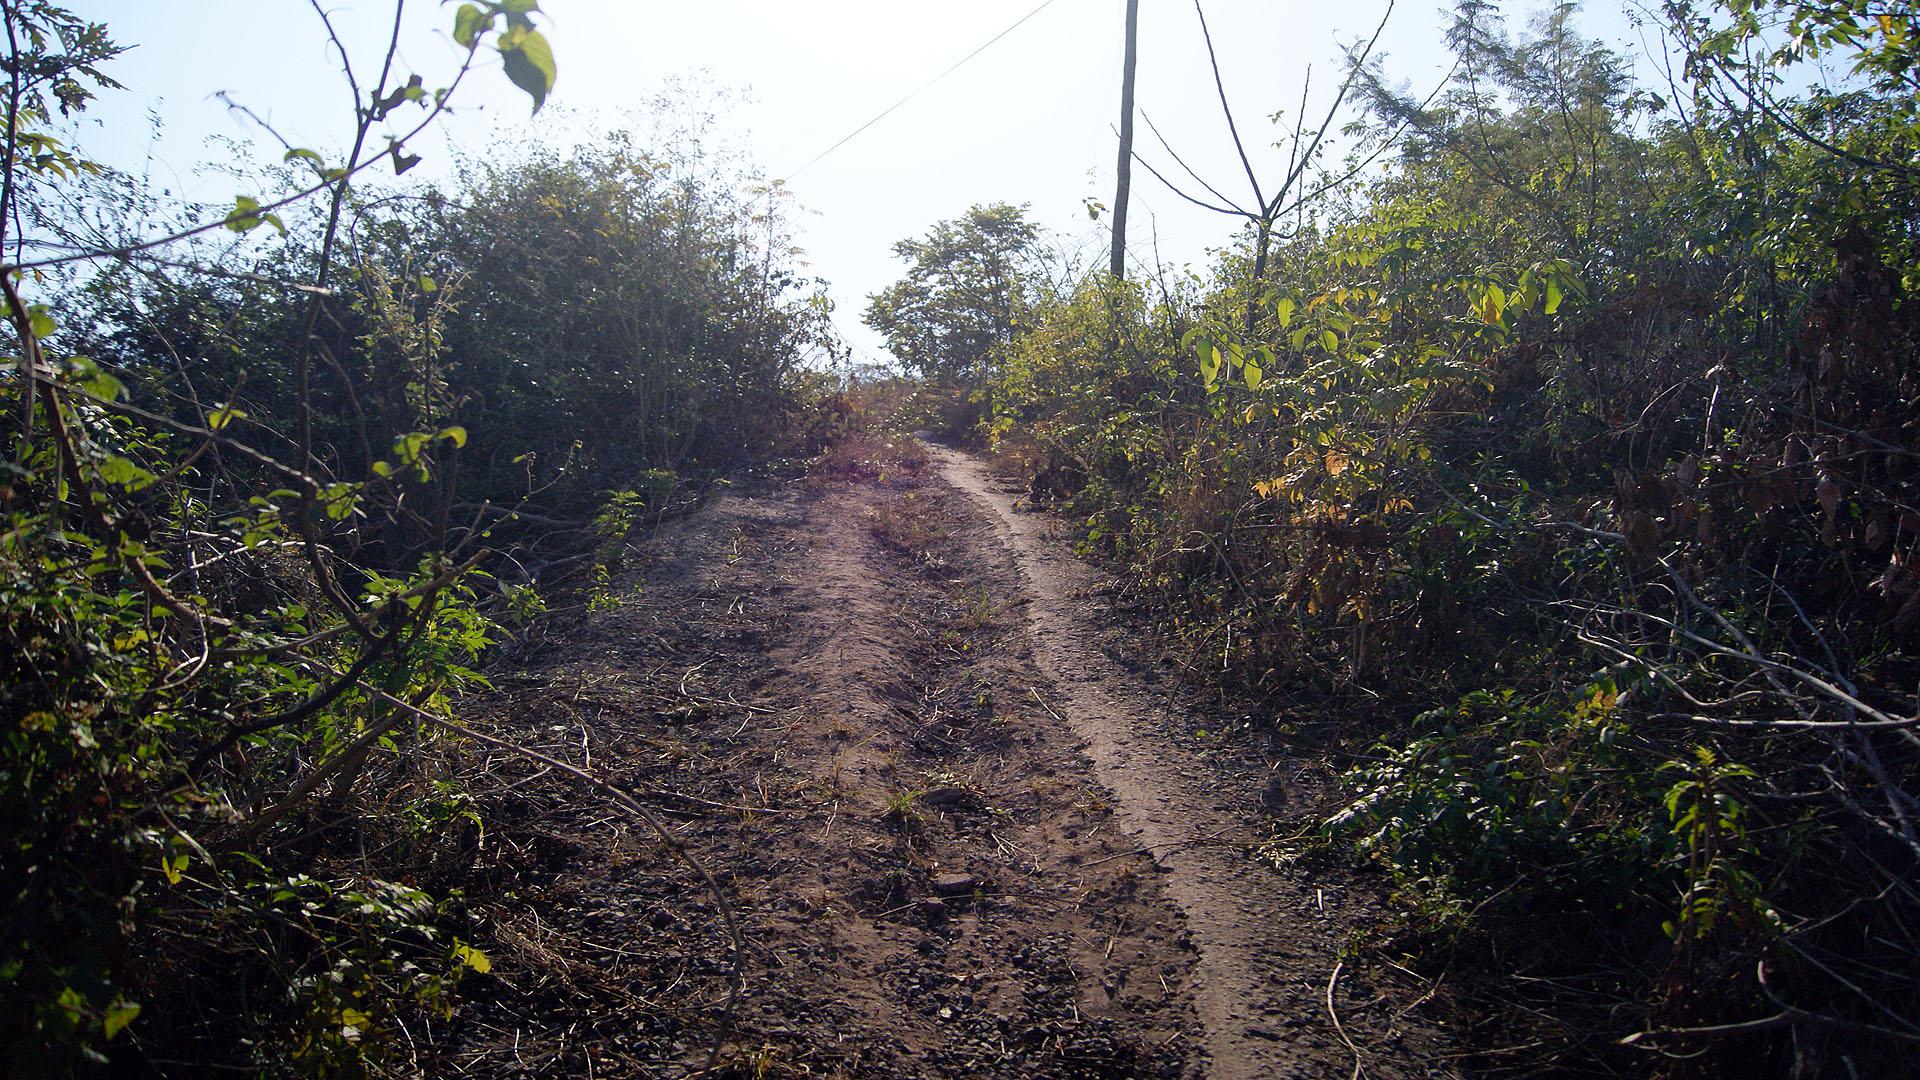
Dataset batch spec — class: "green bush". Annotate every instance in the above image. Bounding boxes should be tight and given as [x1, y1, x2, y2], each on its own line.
[1328, 684, 1666, 923]
[0, 3, 815, 1071]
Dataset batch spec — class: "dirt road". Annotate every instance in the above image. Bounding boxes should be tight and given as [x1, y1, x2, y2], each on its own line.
[452, 439, 1447, 1078]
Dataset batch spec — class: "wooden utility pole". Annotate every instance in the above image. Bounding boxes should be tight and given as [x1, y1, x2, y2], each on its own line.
[1109, 0, 1139, 280]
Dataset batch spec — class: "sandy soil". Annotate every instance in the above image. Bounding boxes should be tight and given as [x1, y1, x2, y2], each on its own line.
[443, 442, 1453, 1078]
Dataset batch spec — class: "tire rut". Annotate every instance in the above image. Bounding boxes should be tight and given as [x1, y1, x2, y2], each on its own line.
[737, 473, 1202, 1077]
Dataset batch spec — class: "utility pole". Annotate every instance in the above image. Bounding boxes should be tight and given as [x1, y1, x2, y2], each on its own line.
[1109, 0, 1139, 280]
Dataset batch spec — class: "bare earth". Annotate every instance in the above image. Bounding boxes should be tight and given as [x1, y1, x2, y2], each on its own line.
[447, 443, 1452, 1078]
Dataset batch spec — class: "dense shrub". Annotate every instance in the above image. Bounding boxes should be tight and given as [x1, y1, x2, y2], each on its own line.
[0, 5, 822, 1072]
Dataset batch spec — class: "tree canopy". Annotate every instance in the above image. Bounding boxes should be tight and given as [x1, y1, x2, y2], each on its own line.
[863, 202, 1039, 388]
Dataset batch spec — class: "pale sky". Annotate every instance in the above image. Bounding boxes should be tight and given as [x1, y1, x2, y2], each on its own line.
[69, 1, 1654, 365]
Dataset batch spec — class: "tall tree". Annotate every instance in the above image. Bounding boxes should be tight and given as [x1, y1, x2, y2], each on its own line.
[864, 202, 1039, 389]
[1110, 0, 1139, 279]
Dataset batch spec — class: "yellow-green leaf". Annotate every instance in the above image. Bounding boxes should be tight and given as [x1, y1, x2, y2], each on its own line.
[453, 3, 491, 48]
[453, 943, 492, 974]
[1200, 344, 1222, 388]
[498, 27, 556, 112]
[224, 195, 265, 233]
[103, 1001, 141, 1040]
[208, 404, 247, 431]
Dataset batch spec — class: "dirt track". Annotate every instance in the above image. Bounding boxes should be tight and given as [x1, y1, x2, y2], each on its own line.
[452, 441, 1449, 1078]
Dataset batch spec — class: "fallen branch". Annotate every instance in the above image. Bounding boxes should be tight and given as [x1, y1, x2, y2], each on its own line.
[1328, 958, 1367, 1080]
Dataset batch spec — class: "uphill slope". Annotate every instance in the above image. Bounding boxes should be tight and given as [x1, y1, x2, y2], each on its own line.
[448, 438, 1450, 1078]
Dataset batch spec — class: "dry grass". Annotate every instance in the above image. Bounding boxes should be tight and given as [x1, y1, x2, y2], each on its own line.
[867, 492, 944, 563]
[807, 431, 930, 487]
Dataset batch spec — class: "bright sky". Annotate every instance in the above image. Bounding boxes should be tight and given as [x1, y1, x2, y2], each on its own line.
[71, 1, 1655, 366]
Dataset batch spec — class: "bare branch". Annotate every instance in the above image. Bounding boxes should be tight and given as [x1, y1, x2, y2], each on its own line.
[1271, 0, 1396, 218]
[1191, 1, 1264, 210]
[1131, 149, 1248, 218]
[1140, 110, 1249, 217]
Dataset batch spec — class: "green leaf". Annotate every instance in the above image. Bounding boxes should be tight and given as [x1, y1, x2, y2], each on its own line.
[502, 0, 539, 29]
[498, 27, 556, 112]
[102, 1001, 141, 1040]
[1242, 360, 1263, 391]
[394, 432, 431, 464]
[1544, 277, 1564, 315]
[208, 403, 247, 431]
[452, 942, 492, 974]
[283, 147, 323, 165]
[98, 455, 155, 491]
[219, 196, 285, 236]
[1198, 341, 1221, 388]
[454, 4, 492, 48]
[1319, 329, 1338, 353]
[320, 482, 362, 520]
[1276, 296, 1295, 328]
[27, 303, 55, 339]
[66, 356, 124, 401]
[223, 195, 265, 233]
[1478, 283, 1506, 326]
[437, 425, 468, 449]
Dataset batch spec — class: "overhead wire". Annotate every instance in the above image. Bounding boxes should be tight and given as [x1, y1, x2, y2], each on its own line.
[781, 0, 1067, 181]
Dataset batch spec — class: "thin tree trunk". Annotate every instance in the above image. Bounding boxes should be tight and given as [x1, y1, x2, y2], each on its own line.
[1245, 218, 1271, 337]
[1109, 0, 1139, 280]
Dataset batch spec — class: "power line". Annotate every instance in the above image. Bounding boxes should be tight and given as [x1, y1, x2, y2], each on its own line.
[782, 0, 1066, 181]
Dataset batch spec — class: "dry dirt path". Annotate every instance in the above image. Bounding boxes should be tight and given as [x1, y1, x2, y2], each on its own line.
[929, 445, 1445, 1080]
[451, 440, 1449, 1078]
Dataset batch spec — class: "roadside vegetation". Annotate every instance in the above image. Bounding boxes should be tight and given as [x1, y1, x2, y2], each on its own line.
[0, 2, 832, 1072]
[874, 0, 1920, 1071]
